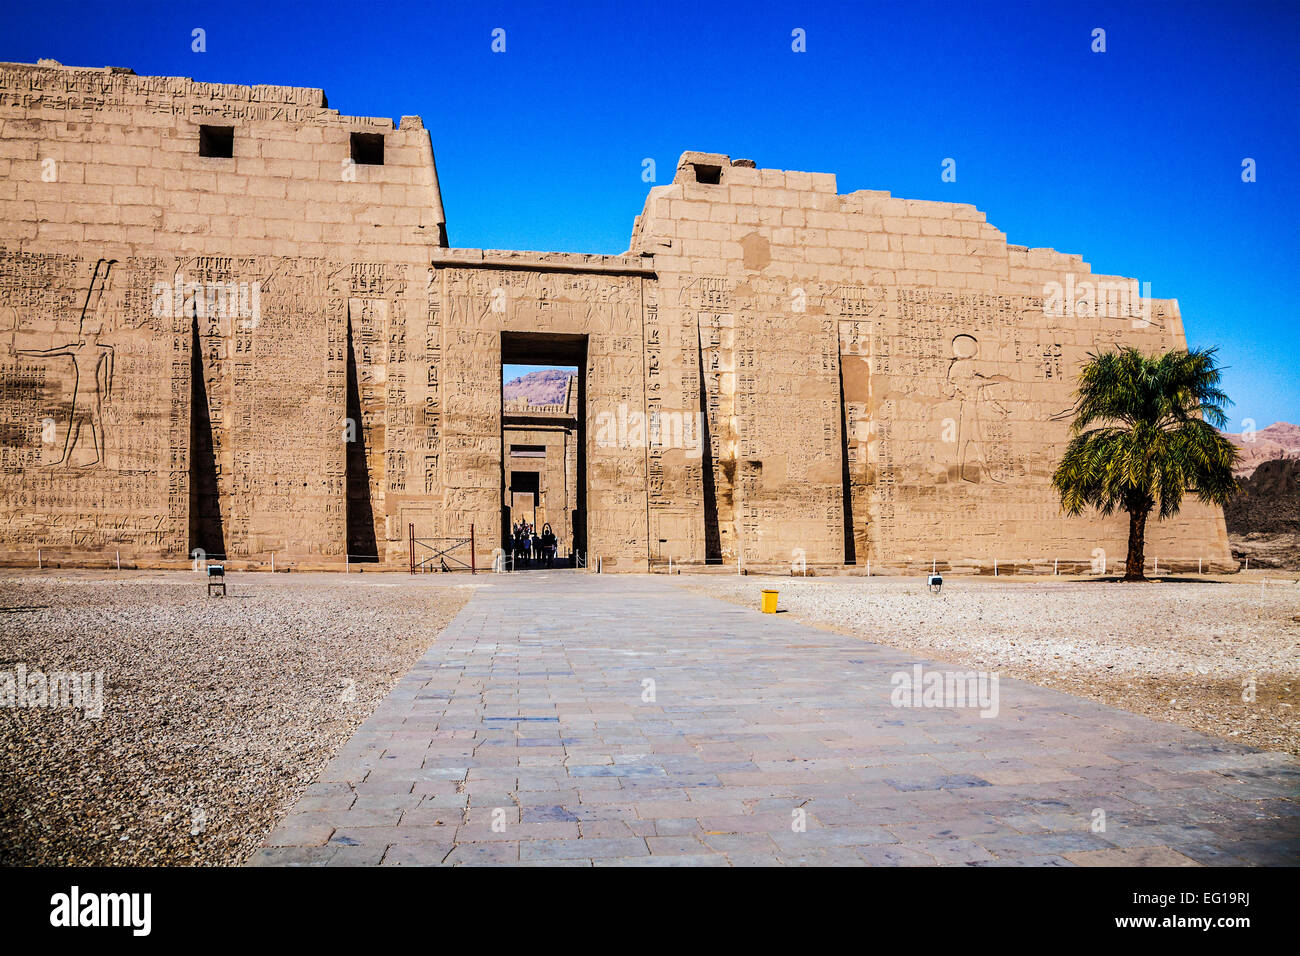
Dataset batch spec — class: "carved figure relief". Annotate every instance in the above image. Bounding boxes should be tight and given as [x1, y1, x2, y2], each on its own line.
[12, 259, 116, 468]
[946, 333, 1010, 484]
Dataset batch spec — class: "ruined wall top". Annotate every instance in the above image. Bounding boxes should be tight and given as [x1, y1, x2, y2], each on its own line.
[0, 60, 448, 258]
[0, 59, 408, 130]
[628, 149, 1148, 295]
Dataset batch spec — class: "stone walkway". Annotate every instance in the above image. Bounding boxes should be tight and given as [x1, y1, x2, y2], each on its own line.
[251, 573, 1300, 866]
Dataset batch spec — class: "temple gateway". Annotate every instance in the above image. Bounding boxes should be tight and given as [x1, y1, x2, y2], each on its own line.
[0, 61, 1232, 572]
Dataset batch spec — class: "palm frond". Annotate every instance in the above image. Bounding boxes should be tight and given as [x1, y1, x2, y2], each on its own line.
[1053, 346, 1238, 522]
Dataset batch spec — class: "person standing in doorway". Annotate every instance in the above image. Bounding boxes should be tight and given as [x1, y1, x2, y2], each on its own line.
[541, 523, 557, 568]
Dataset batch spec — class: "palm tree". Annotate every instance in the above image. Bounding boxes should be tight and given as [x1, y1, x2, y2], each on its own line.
[1052, 347, 1239, 582]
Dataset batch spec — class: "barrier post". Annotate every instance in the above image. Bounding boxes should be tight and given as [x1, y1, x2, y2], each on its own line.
[409, 523, 415, 575]
[471, 524, 476, 575]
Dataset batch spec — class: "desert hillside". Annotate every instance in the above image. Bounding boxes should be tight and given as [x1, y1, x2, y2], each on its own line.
[1212, 421, 1300, 568]
[503, 368, 573, 406]
[1224, 456, 1300, 569]
[1226, 458, 1300, 534]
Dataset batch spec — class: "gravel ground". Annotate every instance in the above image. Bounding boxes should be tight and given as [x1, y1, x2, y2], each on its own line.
[680, 572, 1300, 756]
[0, 570, 470, 866]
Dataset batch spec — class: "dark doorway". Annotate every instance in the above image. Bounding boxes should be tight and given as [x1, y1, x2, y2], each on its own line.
[509, 469, 539, 529]
[501, 332, 587, 565]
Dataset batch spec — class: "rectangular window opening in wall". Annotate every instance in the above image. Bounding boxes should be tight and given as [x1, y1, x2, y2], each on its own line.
[693, 163, 722, 184]
[350, 131, 385, 165]
[198, 125, 234, 158]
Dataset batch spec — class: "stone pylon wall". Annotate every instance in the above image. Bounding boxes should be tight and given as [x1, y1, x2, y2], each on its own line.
[630, 151, 1232, 572]
[0, 63, 1233, 572]
[0, 62, 442, 566]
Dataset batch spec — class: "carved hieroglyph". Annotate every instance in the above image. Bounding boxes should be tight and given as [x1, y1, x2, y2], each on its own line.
[0, 63, 1232, 571]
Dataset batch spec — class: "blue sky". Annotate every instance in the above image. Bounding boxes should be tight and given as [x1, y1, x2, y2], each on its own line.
[3, 0, 1297, 425]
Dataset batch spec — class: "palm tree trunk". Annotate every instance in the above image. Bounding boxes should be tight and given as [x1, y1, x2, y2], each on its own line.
[1123, 506, 1149, 582]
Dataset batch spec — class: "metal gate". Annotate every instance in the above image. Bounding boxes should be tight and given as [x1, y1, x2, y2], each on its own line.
[408, 523, 476, 573]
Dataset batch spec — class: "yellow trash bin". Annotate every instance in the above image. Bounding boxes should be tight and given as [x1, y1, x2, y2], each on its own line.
[761, 589, 778, 613]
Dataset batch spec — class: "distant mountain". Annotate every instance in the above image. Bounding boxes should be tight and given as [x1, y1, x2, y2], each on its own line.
[1221, 422, 1300, 477]
[503, 368, 573, 406]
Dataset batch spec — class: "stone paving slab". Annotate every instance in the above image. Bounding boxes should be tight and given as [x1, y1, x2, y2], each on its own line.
[252, 573, 1300, 867]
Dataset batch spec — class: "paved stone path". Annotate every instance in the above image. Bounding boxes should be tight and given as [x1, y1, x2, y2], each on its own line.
[252, 573, 1300, 866]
